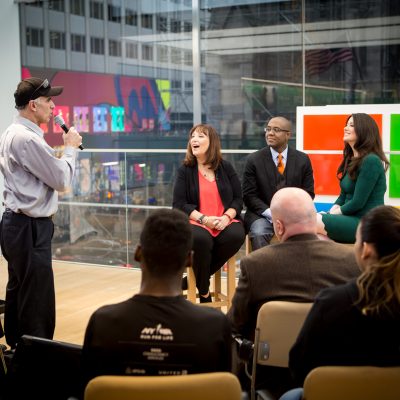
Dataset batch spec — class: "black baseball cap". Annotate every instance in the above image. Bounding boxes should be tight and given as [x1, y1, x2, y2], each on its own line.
[14, 77, 63, 107]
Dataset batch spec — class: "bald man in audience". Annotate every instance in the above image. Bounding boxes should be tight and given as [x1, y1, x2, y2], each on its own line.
[228, 187, 359, 340]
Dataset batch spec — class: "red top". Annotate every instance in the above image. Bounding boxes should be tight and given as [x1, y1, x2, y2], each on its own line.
[190, 172, 237, 237]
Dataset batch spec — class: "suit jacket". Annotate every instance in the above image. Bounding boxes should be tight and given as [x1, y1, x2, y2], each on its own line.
[289, 280, 400, 385]
[227, 234, 360, 339]
[243, 146, 314, 230]
[172, 159, 243, 219]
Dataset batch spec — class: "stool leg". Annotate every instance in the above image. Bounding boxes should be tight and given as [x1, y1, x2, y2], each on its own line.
[227, 256, 236, 309]
[245, 235, 252, 255]
[187, 267, 197, 303]
[213, 269, 222, 302]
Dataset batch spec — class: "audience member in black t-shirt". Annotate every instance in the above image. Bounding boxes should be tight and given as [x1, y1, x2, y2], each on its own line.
[81, 209, 231, 391]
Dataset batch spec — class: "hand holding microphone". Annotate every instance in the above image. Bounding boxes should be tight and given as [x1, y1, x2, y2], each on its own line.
[54, 114, 84, 150]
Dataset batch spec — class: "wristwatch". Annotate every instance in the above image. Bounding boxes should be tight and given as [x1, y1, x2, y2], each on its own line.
[197, 214, 205, 224]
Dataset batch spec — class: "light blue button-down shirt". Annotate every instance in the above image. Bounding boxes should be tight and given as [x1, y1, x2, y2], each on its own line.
[0, 115, 77, 217]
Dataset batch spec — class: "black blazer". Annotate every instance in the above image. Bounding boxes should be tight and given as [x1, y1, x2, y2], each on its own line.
[243, 146, 315, 230]
[172, 159, 243, 220]
[289, 280, 400, 385]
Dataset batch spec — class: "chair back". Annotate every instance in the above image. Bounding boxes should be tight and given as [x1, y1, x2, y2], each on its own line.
[84, 372, 242, 400]
[248, 301, 312, 400]
[254, 301, 312, 368]
[7, 335, 82, 400]
[303, 366, 400, 400]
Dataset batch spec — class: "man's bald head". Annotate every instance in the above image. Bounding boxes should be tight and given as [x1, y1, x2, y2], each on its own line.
[270, 187, 317, 241]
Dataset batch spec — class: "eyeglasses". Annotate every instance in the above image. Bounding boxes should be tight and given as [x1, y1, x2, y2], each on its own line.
[30, 78, 49, 100]
[264, 126, 290, 134]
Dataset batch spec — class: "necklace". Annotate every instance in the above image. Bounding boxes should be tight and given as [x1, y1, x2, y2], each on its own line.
[199, 164, 213, 179]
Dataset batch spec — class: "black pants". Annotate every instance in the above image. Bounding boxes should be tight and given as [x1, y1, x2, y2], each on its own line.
[191, 222, 245, 295]
[0, 210, 55, 348]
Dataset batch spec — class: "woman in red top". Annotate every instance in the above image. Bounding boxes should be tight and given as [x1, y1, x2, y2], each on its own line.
[173, 124, 245, 302]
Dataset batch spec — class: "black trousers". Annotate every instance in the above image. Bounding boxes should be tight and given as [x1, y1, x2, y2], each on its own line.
[0, 210, 55, 348]
[191, 222, 245, 295]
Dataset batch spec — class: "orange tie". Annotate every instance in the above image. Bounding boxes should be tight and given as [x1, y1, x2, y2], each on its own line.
[277, 153, 285, 175]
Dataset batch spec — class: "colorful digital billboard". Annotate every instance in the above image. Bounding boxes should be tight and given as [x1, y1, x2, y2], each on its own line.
[21, 67, 171, 146]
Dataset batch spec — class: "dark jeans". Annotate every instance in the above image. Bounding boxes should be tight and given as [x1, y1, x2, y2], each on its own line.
[191, 222, 245, 295]
[0, 210, 55, 348]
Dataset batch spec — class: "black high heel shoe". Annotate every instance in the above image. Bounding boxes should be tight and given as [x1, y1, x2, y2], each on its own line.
[199, 294, 212, 303]
[181, 276, 188, 291]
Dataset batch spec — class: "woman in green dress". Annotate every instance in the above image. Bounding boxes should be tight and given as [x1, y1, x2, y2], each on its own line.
[317, 113, 389, 243]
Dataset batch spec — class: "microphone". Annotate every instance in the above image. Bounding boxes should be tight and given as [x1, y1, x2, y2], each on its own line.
[54, 115, 84, 150]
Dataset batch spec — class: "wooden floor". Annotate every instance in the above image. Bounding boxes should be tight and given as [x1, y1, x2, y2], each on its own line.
[0, 257, 142, 346]
[0, 257, 231, 347]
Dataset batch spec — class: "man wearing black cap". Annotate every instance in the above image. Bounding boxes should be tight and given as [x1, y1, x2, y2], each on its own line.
[0, 77, 82, 349]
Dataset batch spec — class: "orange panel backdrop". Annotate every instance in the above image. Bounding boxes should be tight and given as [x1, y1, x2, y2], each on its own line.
[309, 154, 343, 195]
[303, 114, 383, 151]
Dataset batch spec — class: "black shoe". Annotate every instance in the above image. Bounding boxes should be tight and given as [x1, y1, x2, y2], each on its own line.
[181, 276, 188, 291]
[199, 294, 212, 303]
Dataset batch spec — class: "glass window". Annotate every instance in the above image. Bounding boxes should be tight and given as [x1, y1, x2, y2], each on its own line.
[171, 47, 182, 64]
[50, 31, 66, 50]
[49, 0, 64, 12]
[26, 27, 44, 47]
[71, 33, 85, 52]
[157, 46, 169, 63]
[200, 1, 303, 148]
[183, 50, 192, 66]
[125, 8, 137, 26]
[171, 19, 181, 33]
[27, 1, 42, 7]
[70, 0, 84, 16]
[157, 16, 168, 32]
[109, 39, 122, 57]
[126, 42, 138, 59]
[171, 80, 181, 89]
[16, 0, 400, 268]
[141, 14, 153, 29]
[108, 4, 121, 23]
[142, 44, 153, 61]
[90, 37, 104, 54]
[90, 1, 103, 20]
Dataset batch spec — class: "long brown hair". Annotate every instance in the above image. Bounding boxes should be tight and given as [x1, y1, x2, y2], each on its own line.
[183, 124, 223, 170]
[356, 206, 400, 317]
[337, 113, 389, 180]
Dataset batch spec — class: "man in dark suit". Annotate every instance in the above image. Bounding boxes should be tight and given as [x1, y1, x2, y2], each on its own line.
[243, 116, 315, 250]
[228, 187, 360, 341]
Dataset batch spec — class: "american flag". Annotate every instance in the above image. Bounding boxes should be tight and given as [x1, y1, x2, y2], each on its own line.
[306, 48, 353, 76]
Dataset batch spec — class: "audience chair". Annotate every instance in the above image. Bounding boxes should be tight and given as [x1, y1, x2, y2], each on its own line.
[248, 301, 313, 400]
[84, 372, 243, 400]
[6, 335, 82, 400]
[303, 365, 400, 400]
[185, 255, 237, 309]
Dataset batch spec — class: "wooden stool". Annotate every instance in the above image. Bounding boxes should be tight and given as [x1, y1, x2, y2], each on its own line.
[246, 234, 279, 254]
[185, 255, 237, 309]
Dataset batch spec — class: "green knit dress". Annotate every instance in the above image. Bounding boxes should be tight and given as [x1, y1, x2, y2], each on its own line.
[322, 154, 386, 243]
